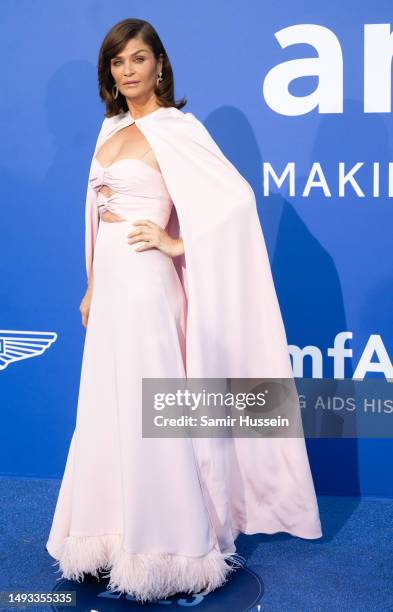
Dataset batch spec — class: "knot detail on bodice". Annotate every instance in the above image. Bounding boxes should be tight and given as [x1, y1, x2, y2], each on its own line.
[88, 157, 173, 226]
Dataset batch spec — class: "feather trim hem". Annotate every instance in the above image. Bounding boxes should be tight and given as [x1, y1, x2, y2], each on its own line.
[47, 534, 246, 603]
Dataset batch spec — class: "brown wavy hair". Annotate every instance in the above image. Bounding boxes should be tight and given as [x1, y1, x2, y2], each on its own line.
[97, 18, 187, 118]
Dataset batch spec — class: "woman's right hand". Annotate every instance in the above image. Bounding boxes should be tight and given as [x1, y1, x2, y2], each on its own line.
[79, 287, 93, 328]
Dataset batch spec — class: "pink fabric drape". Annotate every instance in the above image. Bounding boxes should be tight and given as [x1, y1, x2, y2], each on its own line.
[84, 106, 322, 541]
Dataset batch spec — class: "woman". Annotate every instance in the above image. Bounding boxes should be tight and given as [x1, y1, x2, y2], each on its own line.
[46, 18, 322, 603]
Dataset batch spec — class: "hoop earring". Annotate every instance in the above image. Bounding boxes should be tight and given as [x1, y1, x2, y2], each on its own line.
[112, 83, 119, 99]
[156, 71, 163, 86]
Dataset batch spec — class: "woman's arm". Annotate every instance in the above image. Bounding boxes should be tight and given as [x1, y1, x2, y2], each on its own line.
[79, 283, 92, 329]
[87, 267, 94, 290]
[171, 238, 184, 257]
[127, 221, 184, 257]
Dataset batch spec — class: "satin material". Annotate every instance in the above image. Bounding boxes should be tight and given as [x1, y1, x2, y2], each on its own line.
[46, 152, 244, 602]
[46, 106, 322, 603]
[90, 156, 171, 224]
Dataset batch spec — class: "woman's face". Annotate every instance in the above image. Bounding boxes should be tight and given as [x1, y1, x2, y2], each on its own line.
[110, 36, 163, 102]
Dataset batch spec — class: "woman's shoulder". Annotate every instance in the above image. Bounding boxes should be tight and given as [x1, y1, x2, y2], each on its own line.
[169, 106, 200, 124]
[99, 106, 201, 126]
[96, 107, 205, 145]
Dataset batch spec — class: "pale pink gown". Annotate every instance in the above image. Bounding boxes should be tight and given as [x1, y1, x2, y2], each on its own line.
[45, 154, 245, 602]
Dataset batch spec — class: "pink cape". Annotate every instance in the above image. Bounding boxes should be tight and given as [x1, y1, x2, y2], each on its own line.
[84, 106, 322, 542]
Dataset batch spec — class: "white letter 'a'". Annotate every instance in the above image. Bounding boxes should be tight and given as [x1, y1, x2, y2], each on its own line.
[263, 24, 343, 116]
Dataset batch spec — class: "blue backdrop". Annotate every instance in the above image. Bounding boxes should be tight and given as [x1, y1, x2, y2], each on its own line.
[1, 1, 392, 498]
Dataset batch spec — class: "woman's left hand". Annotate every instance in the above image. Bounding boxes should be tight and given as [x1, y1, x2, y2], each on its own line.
[127, 220, 184, 257]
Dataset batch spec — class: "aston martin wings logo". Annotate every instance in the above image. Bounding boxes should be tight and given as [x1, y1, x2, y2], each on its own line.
[0, 330, 58, 371]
